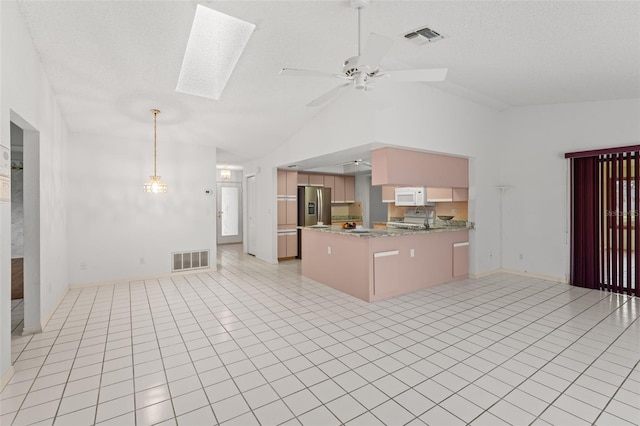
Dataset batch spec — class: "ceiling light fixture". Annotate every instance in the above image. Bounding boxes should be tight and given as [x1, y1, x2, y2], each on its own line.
[143, 109, 168, 194]
[220, 168, 231, 180]
[176, 5, 255, 100]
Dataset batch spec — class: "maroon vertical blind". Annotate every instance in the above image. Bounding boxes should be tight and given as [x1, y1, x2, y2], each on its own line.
[567, 146, 638, 296]
[570, 157, 600, 289]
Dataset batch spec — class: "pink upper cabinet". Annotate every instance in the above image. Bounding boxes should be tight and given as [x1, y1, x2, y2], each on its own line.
[372, 147, 468, 188]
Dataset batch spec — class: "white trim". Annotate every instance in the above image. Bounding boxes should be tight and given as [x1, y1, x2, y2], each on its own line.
[39, 285, 69, 331]
[470, 268, 567, 284]
[0, 366, 15, 392]
[21, 325, 42, 336]
[453, 242, 469, 247]
[499, 268, 569, 284]
[69, 268, 217, 290]
[374, 250, 400, 258]
[469, 269, 501, 279]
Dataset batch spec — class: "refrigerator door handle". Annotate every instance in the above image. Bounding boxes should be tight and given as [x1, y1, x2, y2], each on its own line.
[317, 188, 322, 223]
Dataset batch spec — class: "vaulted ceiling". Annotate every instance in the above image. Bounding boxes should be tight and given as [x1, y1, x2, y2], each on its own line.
[16, 1, 640, 166]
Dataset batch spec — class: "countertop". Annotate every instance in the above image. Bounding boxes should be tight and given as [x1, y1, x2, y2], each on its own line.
[303, 225, 471, 238]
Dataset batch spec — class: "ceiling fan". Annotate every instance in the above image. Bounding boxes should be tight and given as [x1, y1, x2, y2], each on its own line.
[279, 0, 448, 107]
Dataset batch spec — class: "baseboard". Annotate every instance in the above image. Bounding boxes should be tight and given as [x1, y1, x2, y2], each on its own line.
[0, 366, 15, 392]
[498, 268, 568, 284]
[469, 269, 502, 279]
[21, 325, 42, 336]
[470, 268, 568, 284]
[69, 267, 218, 290]
[40, 284, 69, 331]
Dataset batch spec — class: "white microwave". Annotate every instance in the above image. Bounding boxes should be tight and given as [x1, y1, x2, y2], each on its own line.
[395, 187, 434, 206]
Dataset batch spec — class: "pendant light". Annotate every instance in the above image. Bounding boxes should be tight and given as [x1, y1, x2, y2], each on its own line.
[143, 109, 168, 193]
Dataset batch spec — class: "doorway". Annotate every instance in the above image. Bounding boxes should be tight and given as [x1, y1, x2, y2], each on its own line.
[567, 146, 638, 295]
[9, 113, 41, 337]
[216, 182, 243, 244]
[10, 123, 25, 335]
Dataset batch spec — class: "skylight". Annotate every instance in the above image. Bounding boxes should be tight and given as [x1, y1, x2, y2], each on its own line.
[176, 5, 255, 100]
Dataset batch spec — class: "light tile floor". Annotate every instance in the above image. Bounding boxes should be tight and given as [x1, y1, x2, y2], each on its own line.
[1, 244, 639, 425]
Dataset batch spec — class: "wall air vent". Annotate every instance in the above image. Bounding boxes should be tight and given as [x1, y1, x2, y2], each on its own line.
[172, 250, 210, 272]
[403, 26, 444, 45]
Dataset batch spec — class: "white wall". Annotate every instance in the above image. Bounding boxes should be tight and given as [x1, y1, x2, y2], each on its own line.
[1, 0, 70, 383]
[66, 133, 217, 285]
[244, 84, 503, 276]
[243, 90, 377, 263]
[499, 99, 640, 281]
[372, 84, 503, 276]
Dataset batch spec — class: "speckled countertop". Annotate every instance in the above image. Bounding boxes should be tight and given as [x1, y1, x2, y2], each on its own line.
[304, 225, 471, 238]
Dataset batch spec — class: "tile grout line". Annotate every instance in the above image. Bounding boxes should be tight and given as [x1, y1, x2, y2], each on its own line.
[6, 290, 84, 424]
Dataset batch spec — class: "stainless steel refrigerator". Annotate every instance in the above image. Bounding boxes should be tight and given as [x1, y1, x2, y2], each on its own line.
[297, 186, 331, 258]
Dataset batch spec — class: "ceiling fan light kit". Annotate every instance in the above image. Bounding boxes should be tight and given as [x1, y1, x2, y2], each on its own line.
[279, 0, 448, 107]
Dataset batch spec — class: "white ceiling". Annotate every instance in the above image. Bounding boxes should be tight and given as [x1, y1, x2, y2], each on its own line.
[16, 1, 640, 167]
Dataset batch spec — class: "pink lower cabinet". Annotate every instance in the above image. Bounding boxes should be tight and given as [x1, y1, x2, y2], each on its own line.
[373, 250, 400, 298]
[278, 229, 298, 259]
[301, 228, 469, 302]
[277, 234, 286, 258]
[453, 241, 469, 278]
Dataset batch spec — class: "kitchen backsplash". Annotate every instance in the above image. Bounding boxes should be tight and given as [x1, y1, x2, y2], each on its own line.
[388, 201, 468, 221]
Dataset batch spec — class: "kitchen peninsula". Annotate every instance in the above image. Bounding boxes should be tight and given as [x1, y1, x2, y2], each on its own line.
[302, 225, 470, 302]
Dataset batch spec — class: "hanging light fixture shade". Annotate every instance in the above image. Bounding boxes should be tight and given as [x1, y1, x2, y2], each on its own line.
[143, 109, 168, 193]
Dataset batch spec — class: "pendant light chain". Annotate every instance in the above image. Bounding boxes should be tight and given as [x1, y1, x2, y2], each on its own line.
[152, 108, 159, 177]
[143, 108, 167, 193]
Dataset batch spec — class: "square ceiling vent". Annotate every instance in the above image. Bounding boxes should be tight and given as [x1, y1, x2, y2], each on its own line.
[403, 26, 444, 45]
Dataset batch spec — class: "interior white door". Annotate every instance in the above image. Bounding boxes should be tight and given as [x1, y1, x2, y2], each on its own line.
[247, 175, 256, 255]
[216, 182, 242, 244]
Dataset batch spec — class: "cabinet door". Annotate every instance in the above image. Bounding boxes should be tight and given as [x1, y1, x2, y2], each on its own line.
[298, 173, 309, 185]
[286, 171, 298, 196]
[323, 175, 335, 202]
[277, 234, 287, 258]
[426, 187, 453, 202]
[373, 250, 399, 297]
[309, 174, 324, 186]
[286, 199, 297, 226]
[277, 200, 287, 225]
[334, 175, 345, 203]
[344, 176, 355, 202]
[452, 188, 468, 202]
[286, 234, 298, 257]
[277, 170, 287, 196]
[453, 242, 469, 278]
[381, 186, 395, 203]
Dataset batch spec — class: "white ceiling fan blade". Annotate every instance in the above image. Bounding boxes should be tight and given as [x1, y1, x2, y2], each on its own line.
[359, 33, 394, 69]
[306, 82, 350, 107]
[279, 68, 346, 79]
[386, 68, 448, 82]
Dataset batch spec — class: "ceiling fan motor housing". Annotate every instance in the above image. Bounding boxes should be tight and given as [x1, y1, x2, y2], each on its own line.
[343, 56, 360, 75]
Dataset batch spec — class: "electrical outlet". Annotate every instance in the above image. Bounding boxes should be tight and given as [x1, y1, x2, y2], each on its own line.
[80, 262, 87, 270]
[327, 246, 332, 255]
[140, 257, 145, 264]
[410, 249, 415, 257]
[519, 253, 523, 260]
[452, 208, 457, 214]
